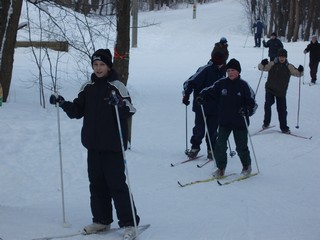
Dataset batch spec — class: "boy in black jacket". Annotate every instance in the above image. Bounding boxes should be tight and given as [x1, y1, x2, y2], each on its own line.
[50, 49, 139, 239]
[197, 59, 257, 177]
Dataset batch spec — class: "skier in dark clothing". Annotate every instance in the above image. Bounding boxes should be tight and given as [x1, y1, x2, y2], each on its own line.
[252, 18, 263, 47]
[258, 49, 304, 134]
[49, 49, 139, 240]
[262, 32, 283, 61]
[182, 51, 226, 159]
[304, 35, 320, 85]
[197, 58, 258, 178]
[211, 37, 229, 73]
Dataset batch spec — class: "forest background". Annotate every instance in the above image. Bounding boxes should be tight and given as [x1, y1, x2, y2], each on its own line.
[0, 0, 319, 106]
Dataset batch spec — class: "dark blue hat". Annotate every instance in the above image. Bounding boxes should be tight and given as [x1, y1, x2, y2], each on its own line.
[91, 49, 113, 68]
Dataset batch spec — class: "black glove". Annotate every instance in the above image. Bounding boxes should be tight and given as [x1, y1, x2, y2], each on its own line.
[298, 65, 304, 72]
[262, 40, 266, 45]
[49, 94, 65, 106]
[239, 107, 249, 117]
[196, 95, 205, 105]
[182, 95, 190, 106]
[261, 58, 269, 66]
[109, 93, 123, 106]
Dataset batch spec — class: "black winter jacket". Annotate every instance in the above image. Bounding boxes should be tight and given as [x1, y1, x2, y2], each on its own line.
[199, 76, 257, 130]
[258, 58, 302, 98]
[183, 60, 225, 115]
[304, 40, 320, 63]
[61, 71, 136, 152]
[263, 38, 283, 60]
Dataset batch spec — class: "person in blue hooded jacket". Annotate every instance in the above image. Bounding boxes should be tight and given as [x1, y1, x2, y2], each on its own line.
[252, 17, 263, 47]
[182, 51, 226, 160]
[197, 58, 258, 178]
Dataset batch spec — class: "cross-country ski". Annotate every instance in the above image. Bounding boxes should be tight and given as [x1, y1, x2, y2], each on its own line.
[217, 173, 258, 186]
[170, 155, 205, 167]
[32, 224, 150, 240]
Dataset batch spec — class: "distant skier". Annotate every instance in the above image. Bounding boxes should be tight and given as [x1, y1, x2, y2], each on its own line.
[304, 35, 320, 85]
[252, 17, 263, 47]
[258, 49, 304, 134]
[182, 51, 226, 159]
[262, 32, 283, 61]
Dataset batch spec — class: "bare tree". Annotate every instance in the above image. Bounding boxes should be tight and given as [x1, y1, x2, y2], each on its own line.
[0, 0, 23, 102]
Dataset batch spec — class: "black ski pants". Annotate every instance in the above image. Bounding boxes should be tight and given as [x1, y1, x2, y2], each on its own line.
[214, 126, 251, 170]
[254, 33, 261, 47]
[87, 149, 139, 227]
[263, 91, 289, 131]
[309, 60, 319, 82]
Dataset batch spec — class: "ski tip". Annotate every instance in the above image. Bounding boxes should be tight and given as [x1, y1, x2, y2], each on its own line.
[217, 180, 222, 186]
[177, 181, 184, 187]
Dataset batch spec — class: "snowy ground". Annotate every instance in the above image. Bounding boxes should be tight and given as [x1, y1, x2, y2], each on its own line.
[1, 0, 320, 239]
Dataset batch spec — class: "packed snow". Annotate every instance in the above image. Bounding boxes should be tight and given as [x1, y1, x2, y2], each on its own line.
[1, 0, 320, 239]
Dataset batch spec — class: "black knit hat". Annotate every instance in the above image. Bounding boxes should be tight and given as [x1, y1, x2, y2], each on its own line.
[278, 48, 287, 57]
[226, 58, 241, 73]
[271, 32, 277, 37]
[211, 51, 225, 65]
[91, 49, 113, 68]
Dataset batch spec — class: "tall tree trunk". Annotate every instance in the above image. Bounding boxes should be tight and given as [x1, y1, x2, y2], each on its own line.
[114, 0, 130, 86]
[304, 0, 313, 40]
[292, 0, 300, 42]
[268, 0, 276, 36]
[114, 0, 131, 144]
[287, 0, 294, 41]
[0, 0, 23, 102]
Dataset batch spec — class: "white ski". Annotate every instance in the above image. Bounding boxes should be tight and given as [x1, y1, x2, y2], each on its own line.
[32, 224, 150, 240]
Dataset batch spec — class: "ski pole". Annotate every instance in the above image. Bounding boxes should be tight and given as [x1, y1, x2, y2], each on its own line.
[112, 91, 138, 236]
[227, 139, 236, 157]
[243, 115, 260, 173]
[54, 95, 70, 228]
[296, 75, 301, 129]
[243, 31, 250, 48]
[255, 68, 264, 96]
[185, 105, 189, 155]
[302, 53, 306, 85]
[200, 104, 216, 168]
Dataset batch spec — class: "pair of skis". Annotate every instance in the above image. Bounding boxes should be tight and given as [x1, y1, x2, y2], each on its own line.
[170, 155, 213, 168]
[178, 172, 258, 187]
[252, 125, 312, 140]
[32, 224, 151, 240]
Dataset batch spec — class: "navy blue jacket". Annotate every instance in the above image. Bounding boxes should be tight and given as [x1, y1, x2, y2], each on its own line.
[61, 70, 136, 151]
[263, 38, 283, 60]
[252, 20, 263, 35]
[183, 60, 225, 115]
[200, 76, 257, 129]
